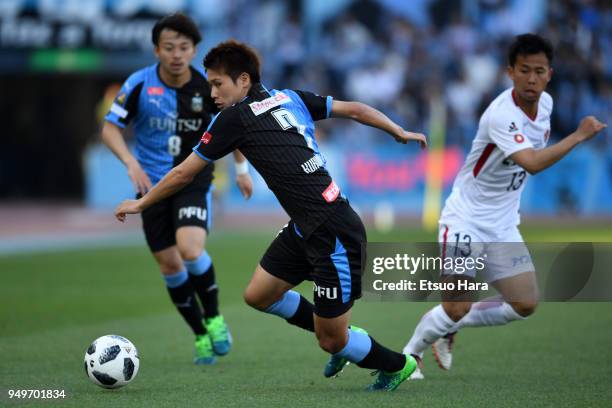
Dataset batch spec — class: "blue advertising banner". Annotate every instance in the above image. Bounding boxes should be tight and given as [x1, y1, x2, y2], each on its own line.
[85, 142, 612, 217]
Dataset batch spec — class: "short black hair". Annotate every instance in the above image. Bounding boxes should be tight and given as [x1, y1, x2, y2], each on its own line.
[508, 33, 553, 66]
[203, 40, 262, 83]
[152, 13, 202, 46]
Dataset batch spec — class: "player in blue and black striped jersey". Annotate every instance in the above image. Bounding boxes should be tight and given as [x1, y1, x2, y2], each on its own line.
[102, 14, 253, 365]
[115, 40, 427, 390]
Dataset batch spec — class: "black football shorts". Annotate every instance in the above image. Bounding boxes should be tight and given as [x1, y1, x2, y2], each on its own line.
[140, 183, 213, 253]
[260, 201, 366, 318]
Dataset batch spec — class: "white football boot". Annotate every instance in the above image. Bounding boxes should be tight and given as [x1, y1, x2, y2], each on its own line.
[432, 333, 455, 370]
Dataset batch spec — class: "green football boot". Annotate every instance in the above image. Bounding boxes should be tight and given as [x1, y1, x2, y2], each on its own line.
[366, 354, 417, 391]
[194, 334, 216, 365]
[205, 315, 232, 356]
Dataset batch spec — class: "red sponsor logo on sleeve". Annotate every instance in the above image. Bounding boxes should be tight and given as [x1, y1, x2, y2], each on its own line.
[322, 180, 340, 203]
[147, 86, 164, 95]
[200, 132, 212, 144]
[514, 133, 525, 143]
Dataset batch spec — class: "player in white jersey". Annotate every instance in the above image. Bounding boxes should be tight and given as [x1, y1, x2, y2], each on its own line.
[403, 34, 607, 379]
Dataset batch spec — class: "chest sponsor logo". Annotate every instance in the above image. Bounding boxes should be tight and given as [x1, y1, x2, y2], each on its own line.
[200, 131, 212, 144]
[149, 117, 203, 132]
[147, 86, 164, 96]
[249, 92, 291, 116]
[313, 283, 338, 300]
[514, 133, 525, 144]
[301, 155, 324, 174]
[191, 94, 203, 112]
[178, 207, 207, 221]
[322, 180, 340, 203]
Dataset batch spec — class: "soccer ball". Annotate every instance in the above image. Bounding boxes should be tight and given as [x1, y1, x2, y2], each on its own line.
[84, 335, 140, 389]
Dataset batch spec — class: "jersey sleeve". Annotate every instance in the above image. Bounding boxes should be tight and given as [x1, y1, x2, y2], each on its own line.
[104, 73, 144, 128]
[193, 108, 244, 162]
[294, 90, 333, 121]
[488, 109, 534, 157]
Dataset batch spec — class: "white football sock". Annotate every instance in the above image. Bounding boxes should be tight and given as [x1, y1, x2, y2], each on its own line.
[403, 304, 456, 358]
[453, 297, 525, 330]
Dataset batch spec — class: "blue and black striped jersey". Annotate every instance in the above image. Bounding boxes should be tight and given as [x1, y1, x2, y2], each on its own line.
[105, 63, 217, 186]
[194, 83, 343, 238]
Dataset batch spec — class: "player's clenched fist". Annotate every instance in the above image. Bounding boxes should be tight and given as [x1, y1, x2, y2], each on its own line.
[575, 116, 607, 142]
[115, 199, 143, 222]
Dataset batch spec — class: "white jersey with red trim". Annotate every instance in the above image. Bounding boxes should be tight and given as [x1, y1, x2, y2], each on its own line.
[440, 88, 553, 231]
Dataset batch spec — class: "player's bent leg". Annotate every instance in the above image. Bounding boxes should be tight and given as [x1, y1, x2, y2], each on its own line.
[317, 311, 369, 379]
[323, 324, 368, 378]
[153, 247, 215, 365]
[177, 226, 218, 318]
[244, 265, 315, 332]
[244, 264, 296, 310]
[315, 310, 416, 391]
[452, 272, 538, 330]
[402, 301, 469, 371]
[403, 302, 468, 374]
[494, 271, 539, 317]
[314, 309, 351, 354]
[177, 226, 231, 356]
[442, 301, 472, 322]
[433, 301, 469, 371]
[176, 225, 207, 261]
[507, 299, 538, 317]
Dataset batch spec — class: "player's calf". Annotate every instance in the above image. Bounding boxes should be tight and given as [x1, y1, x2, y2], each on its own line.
[508, 299, 538, 317]
[324, 326, 368, 378]
[442, 301, 472, 322]
[185, 251, 220, 318]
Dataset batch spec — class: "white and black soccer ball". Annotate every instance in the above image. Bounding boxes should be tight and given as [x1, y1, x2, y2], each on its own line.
[84, 335, 140, 389]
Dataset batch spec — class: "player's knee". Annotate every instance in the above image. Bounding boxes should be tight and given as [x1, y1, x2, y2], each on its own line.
[443, 302, 471, 322]
[511, 300, 538, 317]
[316, 332, 347, 354]
[159, 262, 184, 275]
[243, 287, 270, 311]
[177, 246, 202, 263]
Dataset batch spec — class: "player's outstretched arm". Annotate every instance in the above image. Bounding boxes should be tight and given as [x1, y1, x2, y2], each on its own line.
[232, 149, 253, 199]
[511, 116, 607, 175]
[101, 121, 152, 195]
[330, 100, 427, 148]
[115, 152, 208, 222]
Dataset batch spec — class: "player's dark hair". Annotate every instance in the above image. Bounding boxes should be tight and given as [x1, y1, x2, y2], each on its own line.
[152, 13, 202, 46]
[203, 40, 262, 84]
[508, 33, 553, 66]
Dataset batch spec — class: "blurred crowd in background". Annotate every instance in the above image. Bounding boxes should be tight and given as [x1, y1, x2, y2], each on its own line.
[209, 0, 611, 149]
[1, 0, 610, 213]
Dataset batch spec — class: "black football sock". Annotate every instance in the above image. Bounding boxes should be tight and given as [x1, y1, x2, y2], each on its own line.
[356, 336, 406, 372]
[185, 252, 220, 319]
[164, 270, 206, 335]
[264, 290, 314, 332]
[286, 295, 315, 332]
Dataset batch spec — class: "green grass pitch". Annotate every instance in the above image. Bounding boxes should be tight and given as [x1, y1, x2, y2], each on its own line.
[1, 225, 611, 407]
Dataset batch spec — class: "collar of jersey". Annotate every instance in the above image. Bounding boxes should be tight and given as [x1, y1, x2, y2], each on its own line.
[155, 63, 194, 90]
